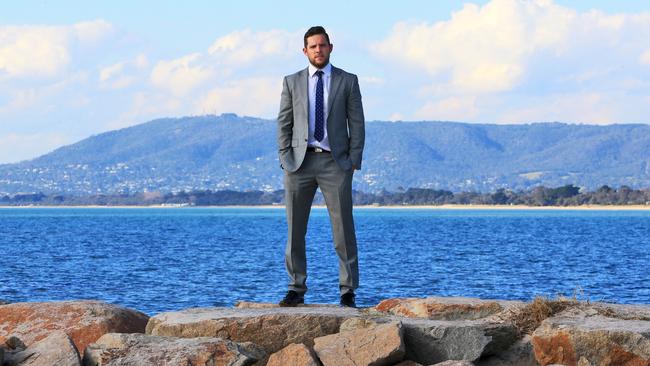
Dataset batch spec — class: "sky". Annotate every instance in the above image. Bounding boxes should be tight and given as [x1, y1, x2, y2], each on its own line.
[1, 0, 650, 164]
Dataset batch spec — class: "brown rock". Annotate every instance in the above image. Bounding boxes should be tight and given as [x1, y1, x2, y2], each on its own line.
[313, 321, 405, 366]
[531, 307, 650, 366]
[83, 332, 264, 366]
[267, 343, 319, 366]
[4, 331, 81, 366]
[146, 306, 359, 360]
[0, 300, 149, 354]
[339, 317, 379, 332]
[375, 297, 522, 320]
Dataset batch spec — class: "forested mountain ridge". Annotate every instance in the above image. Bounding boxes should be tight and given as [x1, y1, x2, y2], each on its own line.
[1, 113, 649, 194]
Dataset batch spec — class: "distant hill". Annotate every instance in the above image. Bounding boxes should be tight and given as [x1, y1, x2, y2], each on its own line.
[1, 113, 649, 194]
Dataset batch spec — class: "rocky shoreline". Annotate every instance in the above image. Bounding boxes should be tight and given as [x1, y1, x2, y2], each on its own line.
[1, 296, 650, 365]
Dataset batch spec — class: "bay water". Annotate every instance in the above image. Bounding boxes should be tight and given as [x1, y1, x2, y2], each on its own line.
[1, 207, 649, 314]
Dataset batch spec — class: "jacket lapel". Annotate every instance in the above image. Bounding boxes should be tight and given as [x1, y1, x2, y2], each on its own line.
[327, 66, 342, 122]
[298, 68, 309, 121]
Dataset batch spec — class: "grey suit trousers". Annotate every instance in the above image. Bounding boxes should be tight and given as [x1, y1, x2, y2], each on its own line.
[284, 151, 359, 295]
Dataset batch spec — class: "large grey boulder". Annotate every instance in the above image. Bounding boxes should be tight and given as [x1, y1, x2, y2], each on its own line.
[475, 335, 537, 366]
[320, 307, 518, 364]
[146, 306, 360, 358]
[370, 296, 521, 364]
[4, 331, 81, 366]
[400, 317, 518, 364]
[83, 333, 264, 366]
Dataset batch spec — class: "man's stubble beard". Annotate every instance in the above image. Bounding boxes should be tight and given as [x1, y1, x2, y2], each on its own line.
[309, 54, 330, 69]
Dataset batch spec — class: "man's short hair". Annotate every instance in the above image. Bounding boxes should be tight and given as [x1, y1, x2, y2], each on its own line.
[304, 26, 330, 47]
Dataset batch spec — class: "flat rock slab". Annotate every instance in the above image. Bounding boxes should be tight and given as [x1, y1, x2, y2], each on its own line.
[3, 331, 81, 366]
[313, 321, 405, 366]
[0, 300, 149, 353]
[146, 306, 360, 357]
[234, 301, 340, 309]
[592, 302, 650, 321]
[532, 307, 650, 366]
[374, 297, 524, 321]
[83, 333, 264, 366]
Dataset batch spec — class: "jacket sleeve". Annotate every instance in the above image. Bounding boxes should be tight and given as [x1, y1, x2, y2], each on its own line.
[277, 76, 293, 159]
[347, 74, 365, 169]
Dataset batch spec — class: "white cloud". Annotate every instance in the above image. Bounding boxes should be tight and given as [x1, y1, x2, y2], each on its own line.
[150, 53, 214, 96]
[0, 20, 114, 79]
[0, 72, 88, 114]
[207, 29, 297, 65]
[195, 77, 282, 118]
[148, 28, 300, 106]
[0, 26, 70, 78]
[374, 0, 577, 93]
[99, 54, 148, 90]
[100, 62, 124, 82]
[373, 0, 650, 124]
[373, 0, 650, 96]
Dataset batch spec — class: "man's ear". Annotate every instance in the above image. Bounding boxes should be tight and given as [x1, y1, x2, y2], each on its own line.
[302, 47, 308, 56]
[329, 44, 334, 53]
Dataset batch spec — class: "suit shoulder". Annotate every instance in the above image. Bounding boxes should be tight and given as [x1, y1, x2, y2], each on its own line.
[285, 68, 307, 81]
[332, 66, 358, 80]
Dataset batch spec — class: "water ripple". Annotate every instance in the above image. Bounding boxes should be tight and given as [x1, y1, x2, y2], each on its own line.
[1, 207, 649, 314]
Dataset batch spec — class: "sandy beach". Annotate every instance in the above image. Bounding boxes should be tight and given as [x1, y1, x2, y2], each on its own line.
[1, 204, 649, 210]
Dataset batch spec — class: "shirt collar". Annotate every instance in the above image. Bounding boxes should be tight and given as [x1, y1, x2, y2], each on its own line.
[308, 63, 332, 77]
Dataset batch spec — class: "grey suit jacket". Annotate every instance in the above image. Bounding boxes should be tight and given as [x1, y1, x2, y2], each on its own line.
[277, 66, 365, 172]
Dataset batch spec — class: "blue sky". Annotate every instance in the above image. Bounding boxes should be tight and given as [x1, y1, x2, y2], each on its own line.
[1, 0, 650, 163]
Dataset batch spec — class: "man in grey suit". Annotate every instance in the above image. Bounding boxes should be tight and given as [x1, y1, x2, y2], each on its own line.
[277, 26, 365, 307]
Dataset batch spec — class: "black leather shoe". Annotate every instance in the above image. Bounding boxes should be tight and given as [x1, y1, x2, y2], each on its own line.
[279, 290, 304, 307]
[340, 292, 356, 308]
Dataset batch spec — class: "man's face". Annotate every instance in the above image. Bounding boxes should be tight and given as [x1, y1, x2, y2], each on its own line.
[303, 34, 333, 68]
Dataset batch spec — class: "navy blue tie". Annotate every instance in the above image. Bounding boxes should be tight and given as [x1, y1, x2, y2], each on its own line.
[314, 70, 324, 142]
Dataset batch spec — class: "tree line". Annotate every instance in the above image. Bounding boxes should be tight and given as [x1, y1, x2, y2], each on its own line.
[1, 185, 649, 206]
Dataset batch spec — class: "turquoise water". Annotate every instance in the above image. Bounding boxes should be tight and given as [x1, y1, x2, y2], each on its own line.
[1, 207, 649, 314]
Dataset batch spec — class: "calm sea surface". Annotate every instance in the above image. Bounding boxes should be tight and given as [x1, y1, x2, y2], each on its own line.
[1, 207, 649, 314]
